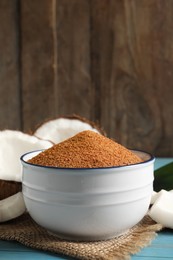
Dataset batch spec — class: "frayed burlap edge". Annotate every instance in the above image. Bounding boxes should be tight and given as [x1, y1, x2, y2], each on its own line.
[0, 213, 162, 260]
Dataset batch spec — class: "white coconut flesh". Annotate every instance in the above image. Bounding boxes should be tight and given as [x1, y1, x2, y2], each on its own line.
[0, 192, 26, 222]
[148, 189, 173, 229]
[150, 191, 158, 204]
[34, 118, 100, 144]
[0, 130, 52, 182]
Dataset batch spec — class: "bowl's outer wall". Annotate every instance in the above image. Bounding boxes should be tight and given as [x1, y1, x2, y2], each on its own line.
[22, 150, 154, 241]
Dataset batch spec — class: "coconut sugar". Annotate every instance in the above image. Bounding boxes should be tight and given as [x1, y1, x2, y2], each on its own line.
[28, 130, 142, 168]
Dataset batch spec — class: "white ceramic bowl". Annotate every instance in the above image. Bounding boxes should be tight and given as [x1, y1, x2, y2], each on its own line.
[21, 150, 154, 241]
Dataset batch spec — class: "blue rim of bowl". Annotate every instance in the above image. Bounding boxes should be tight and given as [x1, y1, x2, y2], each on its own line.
[20, 149, 155, 171]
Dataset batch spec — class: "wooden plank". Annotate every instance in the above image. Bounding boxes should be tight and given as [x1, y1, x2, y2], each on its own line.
[89, 0, 117, 135]
[123, 0, 173, 156]
[0, 241, 74, 259]
[21, 0, 55, 132]
[0, 251, 65, 260]
[55, 0, 93, 120]
[89, 0, 156, 146]
[0, 0, 21, 130]
[133, 257, 172, 260]
[0, 241, 34, 251]
[90, 0, 173, 156]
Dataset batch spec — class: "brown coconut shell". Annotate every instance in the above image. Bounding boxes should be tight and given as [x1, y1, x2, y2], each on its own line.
[33, 114, 106, 136]
[0, 179, 22, 200]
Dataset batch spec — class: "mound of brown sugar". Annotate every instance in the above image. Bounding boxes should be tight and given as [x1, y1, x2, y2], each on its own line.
[28, 130, 142, 168]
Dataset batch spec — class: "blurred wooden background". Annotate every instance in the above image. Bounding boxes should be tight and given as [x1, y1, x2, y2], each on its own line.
[0, 0, 173, 156]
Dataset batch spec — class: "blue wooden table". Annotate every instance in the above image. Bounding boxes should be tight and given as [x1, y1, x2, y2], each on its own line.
[0, 158, 173, 260]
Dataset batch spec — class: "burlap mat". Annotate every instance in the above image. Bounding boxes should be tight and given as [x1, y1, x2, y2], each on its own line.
[0, 213, 162, 260]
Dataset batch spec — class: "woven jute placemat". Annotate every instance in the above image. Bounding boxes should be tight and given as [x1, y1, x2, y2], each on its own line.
[0, 213, 162, 260]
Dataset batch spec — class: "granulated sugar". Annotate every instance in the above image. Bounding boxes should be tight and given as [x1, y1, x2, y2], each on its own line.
[28, 130, 142, 168]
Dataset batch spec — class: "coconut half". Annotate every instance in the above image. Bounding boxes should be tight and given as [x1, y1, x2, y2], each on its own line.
[0, 130, 53, 222]
[0, 192, 25, 222]
[34, 115, 105, 144]
[0, 130, 52, 182]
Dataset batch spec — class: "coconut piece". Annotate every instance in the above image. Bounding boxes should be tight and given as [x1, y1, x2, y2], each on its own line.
[150, 189, 172, 205]
[34, 115, 105, 144]
[148, 190, 173, 229]
[0, 130, 52, 183]
[150, 191, 158, 204]
[0, 192, 26, 222]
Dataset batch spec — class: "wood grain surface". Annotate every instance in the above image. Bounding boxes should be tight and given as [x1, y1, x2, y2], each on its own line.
[0, 0, 172, 156]
[20, 0, 55, 132]
[0, 0, 21, 130]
